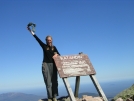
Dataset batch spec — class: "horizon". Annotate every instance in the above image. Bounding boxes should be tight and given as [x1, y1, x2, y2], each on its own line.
[0, 78, 134, 96]
[0, 78, 134, 101]
[0, 0, 134, 94]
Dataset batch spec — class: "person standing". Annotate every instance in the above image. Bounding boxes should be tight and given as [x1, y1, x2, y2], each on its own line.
[27, 27, 60, 101]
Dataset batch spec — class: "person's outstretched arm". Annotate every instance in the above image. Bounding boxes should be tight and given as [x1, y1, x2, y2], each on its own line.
[27, 27, 45, 48]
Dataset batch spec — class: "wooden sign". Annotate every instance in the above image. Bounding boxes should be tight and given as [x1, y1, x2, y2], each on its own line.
[53, 54, 96, 78]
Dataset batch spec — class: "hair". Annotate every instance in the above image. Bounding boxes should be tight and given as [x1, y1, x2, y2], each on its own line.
[45, 35, 52, 41]
[45, 35, 54, 50]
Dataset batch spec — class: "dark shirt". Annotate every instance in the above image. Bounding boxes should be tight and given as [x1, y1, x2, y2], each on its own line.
[33, 34, 60, 63]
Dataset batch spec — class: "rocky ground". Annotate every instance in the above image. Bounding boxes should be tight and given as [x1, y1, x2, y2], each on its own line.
[39, 84, 134, 101]
[38, 95, 103, 101]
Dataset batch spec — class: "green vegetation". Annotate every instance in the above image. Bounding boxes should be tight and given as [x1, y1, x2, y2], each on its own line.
[114, 84, 134, 101]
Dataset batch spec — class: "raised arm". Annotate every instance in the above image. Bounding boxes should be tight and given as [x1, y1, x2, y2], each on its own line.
[27, 26, 45, 48]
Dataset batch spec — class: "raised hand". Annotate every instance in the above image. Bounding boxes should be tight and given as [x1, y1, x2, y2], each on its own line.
[27, 26, 35, 35]
[27, 26, 31, 31]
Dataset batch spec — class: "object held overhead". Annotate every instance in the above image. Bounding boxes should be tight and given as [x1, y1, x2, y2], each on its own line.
[27, 22, 36, 32]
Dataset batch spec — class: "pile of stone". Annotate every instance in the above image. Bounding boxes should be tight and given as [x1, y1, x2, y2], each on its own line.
[79, 95, 103, 101]
[39, 84, 134, 101]
[57, 95, 103, 101]
[39, 95, 103, 101]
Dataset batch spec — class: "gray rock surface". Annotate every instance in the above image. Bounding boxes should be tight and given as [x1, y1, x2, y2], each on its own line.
[115, 98, 123, 101]
[38, 95, 103, 101]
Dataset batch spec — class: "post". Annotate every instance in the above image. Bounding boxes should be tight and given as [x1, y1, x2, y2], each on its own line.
[90, 75, 108, 101]
[63, 78, 76, 101]
[74, 76, 80, 97]
[74, 52, 82, 98]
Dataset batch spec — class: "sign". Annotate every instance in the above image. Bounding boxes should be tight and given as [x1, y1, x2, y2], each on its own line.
[53, 54, 96, 78]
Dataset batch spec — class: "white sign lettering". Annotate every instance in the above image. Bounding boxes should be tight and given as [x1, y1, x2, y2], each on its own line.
[60, 55, 82, 60]
[61, 59, 91, 76]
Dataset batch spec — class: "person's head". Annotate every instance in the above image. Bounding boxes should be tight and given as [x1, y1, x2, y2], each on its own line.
[45, 35, 53, 46]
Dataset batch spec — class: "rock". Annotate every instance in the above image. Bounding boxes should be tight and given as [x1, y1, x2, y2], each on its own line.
[56, 95, 104, 101]
[126, 98, 133, 101]
[82, 95, 93, 101]
[82, 95, 87, 98]
[75, 97, 81, 101]
[131, 95, 134, 100]
[115, 98, 123, 101]
[93, 97, 103, 101]
[66, 97, 71, 101]
[78, 98, 83, 101]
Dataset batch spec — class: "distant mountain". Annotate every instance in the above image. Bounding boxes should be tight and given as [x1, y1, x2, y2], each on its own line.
[0, 92, 44, 101]
[0, 92, 113, 101]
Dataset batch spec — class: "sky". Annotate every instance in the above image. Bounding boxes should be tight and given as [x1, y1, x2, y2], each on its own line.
[0, 0, 134, 93]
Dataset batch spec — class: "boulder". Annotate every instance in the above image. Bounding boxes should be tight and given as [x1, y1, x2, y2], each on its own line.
[82, 95, 93, 101]
[115, 98, 123, 101]
[126, 98, 133, 101]
[93, 97, 103, 101]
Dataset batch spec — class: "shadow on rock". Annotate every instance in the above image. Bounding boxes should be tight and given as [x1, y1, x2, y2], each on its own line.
[57, 96, 70, 101]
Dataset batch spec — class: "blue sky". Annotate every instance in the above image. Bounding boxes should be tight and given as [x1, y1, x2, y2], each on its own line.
[0, 0, 134, 93]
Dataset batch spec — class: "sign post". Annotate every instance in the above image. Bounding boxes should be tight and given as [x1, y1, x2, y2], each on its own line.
[53, 54, 108, 101]
[74, 76, 80, 98]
